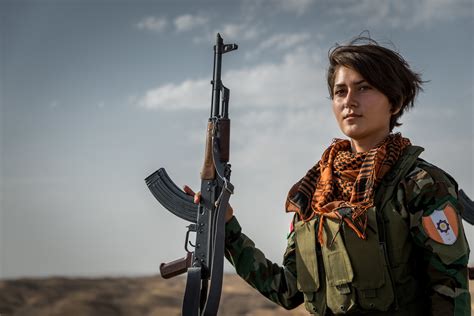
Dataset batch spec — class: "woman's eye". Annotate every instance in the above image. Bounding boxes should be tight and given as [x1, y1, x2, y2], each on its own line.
[359, 85, 371, 91]
[334, 89, 345, 96]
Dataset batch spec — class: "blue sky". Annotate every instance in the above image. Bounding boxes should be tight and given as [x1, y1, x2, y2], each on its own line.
[1, 0, 473, 277]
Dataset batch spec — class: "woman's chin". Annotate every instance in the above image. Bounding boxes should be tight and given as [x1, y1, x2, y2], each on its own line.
[340, 127, 365, 140]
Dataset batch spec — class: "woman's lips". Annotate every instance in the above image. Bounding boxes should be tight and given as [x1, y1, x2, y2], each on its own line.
[343, 113, 362, 120]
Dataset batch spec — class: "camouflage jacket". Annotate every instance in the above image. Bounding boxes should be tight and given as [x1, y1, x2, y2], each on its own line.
[224, 151, 470, 315]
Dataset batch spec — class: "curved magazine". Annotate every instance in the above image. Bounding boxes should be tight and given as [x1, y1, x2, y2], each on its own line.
[145, 168, 198, 223]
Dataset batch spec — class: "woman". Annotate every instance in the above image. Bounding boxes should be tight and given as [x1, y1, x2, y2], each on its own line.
[186, 37, 470, 315]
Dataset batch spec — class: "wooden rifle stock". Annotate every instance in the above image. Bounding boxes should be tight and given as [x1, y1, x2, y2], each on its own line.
[200, 121, 216, 180]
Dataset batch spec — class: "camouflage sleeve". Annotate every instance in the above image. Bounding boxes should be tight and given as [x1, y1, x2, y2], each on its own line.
[404, 162, 471, 316]
[224, 216, 304, 310]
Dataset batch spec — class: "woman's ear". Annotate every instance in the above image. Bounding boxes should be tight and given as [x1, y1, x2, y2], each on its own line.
[391, 103, 402, 115]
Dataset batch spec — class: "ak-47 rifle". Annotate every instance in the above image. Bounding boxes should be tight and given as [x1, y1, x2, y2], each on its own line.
[145, 33, 238, 316]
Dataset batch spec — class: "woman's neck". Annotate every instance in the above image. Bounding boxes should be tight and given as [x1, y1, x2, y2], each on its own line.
[350, 132, 391, 153]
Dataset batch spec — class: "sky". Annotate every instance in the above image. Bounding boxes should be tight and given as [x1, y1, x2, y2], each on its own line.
[0, 0, 473, 278]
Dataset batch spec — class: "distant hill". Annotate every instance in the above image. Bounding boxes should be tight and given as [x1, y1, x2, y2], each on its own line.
[0, 274, 307, 315]
[1, 274, 472, 315]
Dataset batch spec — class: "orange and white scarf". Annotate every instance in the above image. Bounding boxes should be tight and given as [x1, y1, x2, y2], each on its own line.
[286, 133, 411, 244]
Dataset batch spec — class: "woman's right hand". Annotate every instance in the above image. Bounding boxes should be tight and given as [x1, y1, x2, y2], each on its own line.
[183, 185, 234, 223]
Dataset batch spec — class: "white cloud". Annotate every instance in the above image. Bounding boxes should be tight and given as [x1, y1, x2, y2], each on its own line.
[214, 22, 263, 42]
[136, 79, 210, 111]
[226, 47, 326, 108]
[245, 32, 312, 59]
[136, 44, 327, 111]
[49, 100, 59, 109]
[136, 16, 167, 32]
[329, 0, 473, 29]
[275, 0, 315, 15]
[412, 0, 473, 25]
[192, 18, 265, 44]
[232, 107, 338, 171]
[174, 14, 209, 32]
[241, 0, 315, 16]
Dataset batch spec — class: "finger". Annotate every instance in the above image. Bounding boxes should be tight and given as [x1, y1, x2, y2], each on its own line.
[183, 185, 201, 203]
[183, 185, 195, 196]
[194, 191, 201, 204]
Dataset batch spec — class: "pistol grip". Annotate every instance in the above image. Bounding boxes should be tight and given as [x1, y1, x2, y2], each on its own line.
[160, 252, 193, 279]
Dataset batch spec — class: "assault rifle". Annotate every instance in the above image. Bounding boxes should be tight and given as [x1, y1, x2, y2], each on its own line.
[145, 33, 237, 316]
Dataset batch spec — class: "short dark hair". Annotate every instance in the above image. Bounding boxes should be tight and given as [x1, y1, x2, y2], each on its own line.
[327, 36, 424, 131]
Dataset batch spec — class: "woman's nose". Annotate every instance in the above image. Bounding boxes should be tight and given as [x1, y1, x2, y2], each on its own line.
[343, 89, 358, 108]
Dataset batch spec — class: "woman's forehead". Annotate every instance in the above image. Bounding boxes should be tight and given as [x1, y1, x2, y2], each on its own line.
[334, 66, 365, 85]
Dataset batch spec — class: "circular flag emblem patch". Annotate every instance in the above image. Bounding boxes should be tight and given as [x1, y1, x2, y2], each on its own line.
[422, 202, 459, 245]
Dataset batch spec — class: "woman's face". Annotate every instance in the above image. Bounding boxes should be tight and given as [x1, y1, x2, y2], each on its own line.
[332, 66, 396, 150]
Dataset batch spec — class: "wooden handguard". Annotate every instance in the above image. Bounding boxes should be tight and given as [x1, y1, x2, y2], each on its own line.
[201, 121, 216, 180]
[219, 119, 230, 162]
[160, 252, 192, 279]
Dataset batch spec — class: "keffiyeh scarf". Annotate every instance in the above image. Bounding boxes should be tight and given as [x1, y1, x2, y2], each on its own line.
[286, 133, 411, 244]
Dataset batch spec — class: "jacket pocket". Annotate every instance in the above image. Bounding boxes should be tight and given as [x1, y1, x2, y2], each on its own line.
[295, 219, 319, 292]
[343, 207, 395, 311]
[295, 219, 326, 315]
[321, 218, 357, 314]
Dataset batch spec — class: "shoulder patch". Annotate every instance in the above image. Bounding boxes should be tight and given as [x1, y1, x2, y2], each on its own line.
[422, 202, 459, 245]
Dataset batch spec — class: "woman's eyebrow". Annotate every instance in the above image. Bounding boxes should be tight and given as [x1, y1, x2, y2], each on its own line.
[334, 79, 366, 88]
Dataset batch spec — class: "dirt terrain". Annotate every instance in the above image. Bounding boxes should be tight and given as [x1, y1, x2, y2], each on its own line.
[0, 274, 472, 315]
[0, 274, 307, 316]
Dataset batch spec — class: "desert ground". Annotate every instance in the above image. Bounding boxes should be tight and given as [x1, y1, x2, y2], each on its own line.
[0, 274, 472, 315]
[0, 274, 307, 316]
